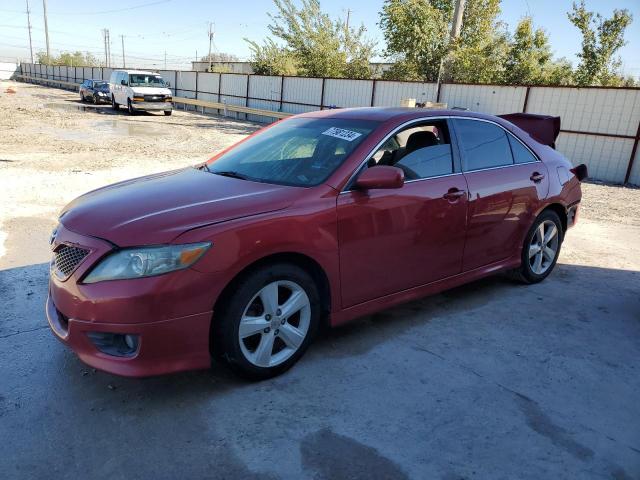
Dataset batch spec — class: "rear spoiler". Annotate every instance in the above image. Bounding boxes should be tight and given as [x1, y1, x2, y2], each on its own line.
[499, 113, 561, 149]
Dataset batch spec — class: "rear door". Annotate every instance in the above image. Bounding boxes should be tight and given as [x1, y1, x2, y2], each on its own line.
[337, 119, 468, 308]
[452, 118, 549, 272]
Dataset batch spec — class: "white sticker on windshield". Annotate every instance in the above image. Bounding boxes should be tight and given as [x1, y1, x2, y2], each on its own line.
[322, 127, 362, 142]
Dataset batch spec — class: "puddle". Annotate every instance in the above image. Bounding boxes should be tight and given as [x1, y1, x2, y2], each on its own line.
[43, 102, 112, 114]
[92, 120, 163, 137]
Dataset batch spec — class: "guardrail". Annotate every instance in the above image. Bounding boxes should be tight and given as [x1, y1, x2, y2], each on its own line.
[14, 74, 292, 120]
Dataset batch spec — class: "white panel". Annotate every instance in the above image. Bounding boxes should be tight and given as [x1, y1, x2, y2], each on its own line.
[440, 84, 527, 114]
[281, 102, 318, 114]
[323, 79, 373, 108]
[248, 75, 281, 101]
[176, 71, 196, 98]
[198, 72, 219, 97]
[556, 132, 633, 183]
[373, 81, 438, 107]
[47, 65, 54, 79]
[626, 147, 640, 186]
[81, 67, 91, 81]
[221, 73, 248, 97]
[103, 68, 113, 81]
[282, 77, 322, 106]
[527, 87, 640, 137]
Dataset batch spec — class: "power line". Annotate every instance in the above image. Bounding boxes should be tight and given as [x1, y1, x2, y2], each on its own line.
[47, 0, 172, 16]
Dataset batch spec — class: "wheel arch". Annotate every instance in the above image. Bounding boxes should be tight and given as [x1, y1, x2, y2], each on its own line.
[211, 251, 332, 333]
[539, 203, 567, 234]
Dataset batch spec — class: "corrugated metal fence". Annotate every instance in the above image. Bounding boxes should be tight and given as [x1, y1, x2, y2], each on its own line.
[18, 62, 640, 185]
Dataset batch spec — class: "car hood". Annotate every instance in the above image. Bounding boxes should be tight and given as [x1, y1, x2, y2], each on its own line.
[131, 87, 172, 96]
[60, 168, 298, 246]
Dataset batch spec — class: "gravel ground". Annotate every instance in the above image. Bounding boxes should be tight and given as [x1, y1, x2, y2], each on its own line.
[1, 81, 639, 480]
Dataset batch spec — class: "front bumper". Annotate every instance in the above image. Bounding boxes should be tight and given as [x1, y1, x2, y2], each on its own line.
[131, 101, 172, 111]
[46, 224, 221, 377]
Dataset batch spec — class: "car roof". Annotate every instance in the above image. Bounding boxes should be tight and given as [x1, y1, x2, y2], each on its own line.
[297, 107, 504, 124]
[112, 69, 160, 75]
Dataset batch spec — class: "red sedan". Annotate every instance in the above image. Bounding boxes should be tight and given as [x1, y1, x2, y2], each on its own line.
[46, 108, 586, 378]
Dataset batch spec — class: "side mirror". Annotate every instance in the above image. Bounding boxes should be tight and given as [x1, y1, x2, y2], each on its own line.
[355, 166, 404, 190]
[120, 80, 127, 85]
[166, 81, 171, 87]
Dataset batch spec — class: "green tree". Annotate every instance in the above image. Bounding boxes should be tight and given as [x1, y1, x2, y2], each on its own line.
[379, 0, 452, 81]
[503, 17, 554, 85]
[568, 0, 632, 86]
[36, 50, 99, 66]
[379, 0, 507, 83]
[246, 0, 376, 78]
[246, 38, 298, 75]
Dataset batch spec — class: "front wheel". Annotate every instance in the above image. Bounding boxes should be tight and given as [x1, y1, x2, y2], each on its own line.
[214, 263, 321, 379]
[164, 110, 172, 116]
[79, 93, 85, 102]
[127, 99, 135, 115]
[514, 210, 563, 284]
[111, 96, 119, 110]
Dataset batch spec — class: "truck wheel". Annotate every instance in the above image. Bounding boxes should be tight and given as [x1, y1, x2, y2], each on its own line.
[111, 96, 119, 110]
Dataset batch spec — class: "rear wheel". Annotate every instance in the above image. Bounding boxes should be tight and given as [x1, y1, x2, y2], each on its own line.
[513, 210, 563, 284]
[164, 110, 172, 116]
[111, 95, 119, 110]
[214, 263, 320, 379]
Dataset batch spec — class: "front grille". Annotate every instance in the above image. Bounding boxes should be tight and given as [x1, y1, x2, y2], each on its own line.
[143, 95, 164, 102]
[54, 244, 89, 278]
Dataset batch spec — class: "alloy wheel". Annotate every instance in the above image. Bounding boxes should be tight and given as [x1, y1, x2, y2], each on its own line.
[238, 280, 311, 368]
[529, 220, 559, 275]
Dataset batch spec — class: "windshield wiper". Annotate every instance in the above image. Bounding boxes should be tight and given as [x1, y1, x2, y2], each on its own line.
[211, 170, 250, 180]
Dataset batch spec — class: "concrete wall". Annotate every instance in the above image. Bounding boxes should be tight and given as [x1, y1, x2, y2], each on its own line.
[18, 62, 640, 184]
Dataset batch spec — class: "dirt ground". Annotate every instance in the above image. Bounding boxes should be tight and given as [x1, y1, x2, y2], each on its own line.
[1, 81, 639, 479]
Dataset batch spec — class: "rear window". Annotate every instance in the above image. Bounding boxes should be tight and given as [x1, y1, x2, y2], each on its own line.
[454, 119, 513, 171]
[508, 134, 538, 164]
[208, 118, 378, 187]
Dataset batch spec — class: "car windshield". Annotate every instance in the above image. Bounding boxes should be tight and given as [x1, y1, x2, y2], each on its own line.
[94, 81, 108, 88]
[207, 118, 379, 187]
[128, 74, 165, 87]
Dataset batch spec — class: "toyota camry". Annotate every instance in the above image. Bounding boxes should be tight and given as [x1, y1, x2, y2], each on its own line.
[46, 107, 586, 378]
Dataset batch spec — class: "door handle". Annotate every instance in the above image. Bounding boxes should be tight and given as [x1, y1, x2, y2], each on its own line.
[530, 172, 545, 183]
[443, 188, 466, 201]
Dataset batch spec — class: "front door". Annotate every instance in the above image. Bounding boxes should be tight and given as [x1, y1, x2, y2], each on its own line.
[337, 119, 468, 308]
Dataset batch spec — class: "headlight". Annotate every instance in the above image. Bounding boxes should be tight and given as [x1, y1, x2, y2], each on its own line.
[83, 242, 211, 283]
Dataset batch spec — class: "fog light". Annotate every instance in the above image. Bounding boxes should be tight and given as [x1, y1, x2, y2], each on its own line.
[87, 332, 139, 357]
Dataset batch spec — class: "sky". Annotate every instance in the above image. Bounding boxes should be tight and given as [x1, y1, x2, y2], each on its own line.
[0, 0, 638, 77]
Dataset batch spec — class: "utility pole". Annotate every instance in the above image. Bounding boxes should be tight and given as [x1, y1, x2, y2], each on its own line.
[42, 0, 50, 60]
[207, 22, 214, 72]
[437, 0, 466, 90]
[450, 0, 466, 40]
[107, 30, 111, 67]
[25, 0, 34, 63]
[102, 29, 108, 67]
[120, 34, 125, 67]
[345, 9, 351, 31]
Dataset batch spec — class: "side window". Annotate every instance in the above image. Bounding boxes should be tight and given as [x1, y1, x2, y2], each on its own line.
[508, 134, 538, 164]
[454, 119, 513, 171]
[367, 121, 454, 180]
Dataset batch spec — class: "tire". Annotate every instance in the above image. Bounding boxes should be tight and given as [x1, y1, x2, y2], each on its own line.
[164, 110, 172, 116]
[513, 210, 564, 284]
[213, 263, 321, 379]
[127, 99, 135, 115]
[79, 93, 85, 102]
[92, 94, 99, 104]
[111, 95, 119, 110]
